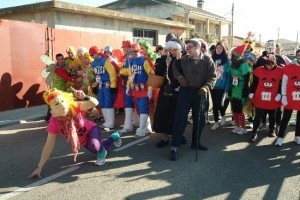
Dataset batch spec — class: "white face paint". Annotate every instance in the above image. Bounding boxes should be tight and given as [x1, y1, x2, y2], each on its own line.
[265, 40, 276, 53]
[49, 95, 70, 117]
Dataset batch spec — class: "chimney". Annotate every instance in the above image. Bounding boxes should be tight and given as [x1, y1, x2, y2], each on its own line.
[197, 0, 204, 9]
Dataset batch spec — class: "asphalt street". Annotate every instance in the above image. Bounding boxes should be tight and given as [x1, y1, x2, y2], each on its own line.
[0, 110, 300, 200]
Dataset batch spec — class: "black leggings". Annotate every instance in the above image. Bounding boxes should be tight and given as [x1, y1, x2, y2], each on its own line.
[211, 89, 226, 122]
[277, 110, 300, 138]
[261, 107, 282, 125]
[252, 108, 276, 134]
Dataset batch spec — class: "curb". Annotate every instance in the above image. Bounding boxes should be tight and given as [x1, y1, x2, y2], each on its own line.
[0, 115, 45, 128]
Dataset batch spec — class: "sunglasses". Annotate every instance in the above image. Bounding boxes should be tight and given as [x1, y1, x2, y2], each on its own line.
[201, 45, 206, 49]
[90, 54, 94, 56]
[130, 51, 138, 53]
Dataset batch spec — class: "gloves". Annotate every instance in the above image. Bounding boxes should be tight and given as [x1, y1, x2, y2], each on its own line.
[178, 76, 188, 87]
[275, 93, 281, 101]
[199, 87, 208, 96]
[249, 93, 254, 99]
[125, 87, 130, 96]
[221, 92, 228, 106]
[110, 88, 117, 95]
[281, 95, 288, 106]
[147, 90, 153, 99]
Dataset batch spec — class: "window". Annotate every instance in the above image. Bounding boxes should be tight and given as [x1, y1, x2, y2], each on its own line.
[133, 29, 157, 46]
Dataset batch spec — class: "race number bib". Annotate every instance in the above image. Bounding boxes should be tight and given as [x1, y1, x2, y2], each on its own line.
[232, 76, 238, 86]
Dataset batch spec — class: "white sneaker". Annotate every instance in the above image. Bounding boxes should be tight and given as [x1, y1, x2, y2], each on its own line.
[231, 126, 240, 134]
[275, 137, 283, 147]
[114, 138, 122, 148]
[220, 116, 226, 126]
[211, 123, 220, 130]
[119, 127, 133, 134]
[236, 128, 247, 135]
[294, 136, 300, 144]
[95, 149, 107, 166]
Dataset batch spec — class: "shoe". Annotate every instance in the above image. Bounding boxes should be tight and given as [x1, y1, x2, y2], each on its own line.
[191, 143, 208, 151]
[156, 139, 169, 148]
[95, 149, 107, 166]
[231, 126, 240, 134]
[134, 134, 145, 139]
[181, 136, 187, 145]
[114, 138, 122, 148]
[268, 131, 276, 137]
[100, 125, 112, 132]
[258, 123, 267, 132]
[236, 128, 247, 135]
[294, 136, 300, 144]
[119, 127, 133, 134]
[230, 120, 235, 126]
[220, 116, 226, 126]
[169, 149, 178, 161]
[250, 133, 258, 143]
[275, 137, 283, 147]
[211, 123, 220, 130]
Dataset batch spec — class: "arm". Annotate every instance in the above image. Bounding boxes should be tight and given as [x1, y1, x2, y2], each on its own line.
[73, 90, 99, 111]
[202, 57, 217, 91]
[144, 60, 155, 91]
[55, 68, 75, 83]
[28, 133, 57, 179]
[249, 74, 259, 94]
[104, 61, 117, 88]
[281, 74, 288, 96]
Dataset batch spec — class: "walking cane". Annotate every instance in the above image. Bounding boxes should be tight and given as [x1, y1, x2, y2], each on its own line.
[195, 95, 204, 162]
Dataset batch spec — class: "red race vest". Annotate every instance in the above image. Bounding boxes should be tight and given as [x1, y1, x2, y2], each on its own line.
[283, 64, 300, 110]
[251, 66, 283, 109]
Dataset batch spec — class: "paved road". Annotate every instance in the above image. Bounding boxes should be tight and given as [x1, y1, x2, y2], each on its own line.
[0, 112, 299, 200]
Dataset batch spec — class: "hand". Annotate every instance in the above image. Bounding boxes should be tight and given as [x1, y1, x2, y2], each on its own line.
[147, 90, 153, 99]
[249, 93, 254, 99]
[199, 87, 208, 96]
[125, 87, 130, 96]
[28, 167, 42, 179]
[221, 92, 228, 106]
[110, 88, 117, 94]
[178, 77, 188, 87]
[275, 93, 281, 101]
[281, 95, 288, 106]
[73, 89, 86, 100]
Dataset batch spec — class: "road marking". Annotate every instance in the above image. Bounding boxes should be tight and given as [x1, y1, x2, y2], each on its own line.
[114, 136, 150, 152]
[0, 166, 80, 200]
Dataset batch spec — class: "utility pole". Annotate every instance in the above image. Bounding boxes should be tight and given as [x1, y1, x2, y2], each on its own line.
[231, 2, 234, 49]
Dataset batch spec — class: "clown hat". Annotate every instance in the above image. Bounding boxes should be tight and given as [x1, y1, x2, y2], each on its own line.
[232, 44, 250, 58]
[104, 46, 112, 53]
[131, 43, 141, 52]
[89, 46, 101, 55]
[122, 40, 132, 48]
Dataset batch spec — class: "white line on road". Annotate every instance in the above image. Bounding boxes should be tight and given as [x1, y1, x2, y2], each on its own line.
[0, 166, 80, 200]
[114, 136, 150, 152]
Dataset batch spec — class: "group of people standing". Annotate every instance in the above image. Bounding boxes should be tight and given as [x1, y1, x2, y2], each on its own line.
[29, 32, 300, 178]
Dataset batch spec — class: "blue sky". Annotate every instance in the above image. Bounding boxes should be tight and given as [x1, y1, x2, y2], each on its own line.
[0, 0, 299, 43]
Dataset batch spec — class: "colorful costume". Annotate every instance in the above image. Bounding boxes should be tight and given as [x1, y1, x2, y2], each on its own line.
[89, 46, 117, 130]
[120, 43, 154, 138]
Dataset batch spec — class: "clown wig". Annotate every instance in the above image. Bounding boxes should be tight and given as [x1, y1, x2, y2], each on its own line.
[43, 88, 78, 116]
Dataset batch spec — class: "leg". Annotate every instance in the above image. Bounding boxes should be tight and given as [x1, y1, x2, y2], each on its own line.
[275, 109, 293, 146]
[267, 109, 276, 137]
